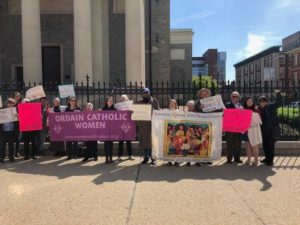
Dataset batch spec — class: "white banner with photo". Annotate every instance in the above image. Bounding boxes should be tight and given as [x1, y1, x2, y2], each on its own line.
[114, 100, 133, 110]
[152, 110, 223, 162]
[200, 95, 225, 112]
[0, 107, 18, 124]
[25, 85, 46, 100]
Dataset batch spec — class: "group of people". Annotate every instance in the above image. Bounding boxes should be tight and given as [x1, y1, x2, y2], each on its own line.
[0, 87, 281, 167]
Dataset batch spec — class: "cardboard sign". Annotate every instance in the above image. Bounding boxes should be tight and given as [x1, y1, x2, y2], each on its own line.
[130, 104, 152, 121]
[49, 111, 136, 141]
[25, 86, 46, 100]
[114, 100, 133, 110]
[58, 84, 75, 99]
[18, 103, 42, 131]
[0, 107, 18, 124]
[200, 95, 225, 112]
[222, 109, 252, 133]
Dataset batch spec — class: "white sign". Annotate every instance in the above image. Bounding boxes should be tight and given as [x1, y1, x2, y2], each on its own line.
[200, 95, 225, 112]
[130, 104, 152, 121]
[114, 100, 133, 110]
[58, 84, 75, 98]
[25, 85, 46, 100]
[0, 107, 18, 124]
[152, 110, 223, 162]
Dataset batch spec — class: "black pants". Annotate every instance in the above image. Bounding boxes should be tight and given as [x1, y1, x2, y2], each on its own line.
[118, 141, 132, 157]
[51, 141, 65, 155]
[262, 130, 275, 163]
[66, 141, 78, 158]
[14, 130, 20, 156]
[23, 131, 37, 159]
[84, 141, 98, 159]
[226, 132, 241, 162]
[0, 131, 15, 160]
[104, 141, 113, 160]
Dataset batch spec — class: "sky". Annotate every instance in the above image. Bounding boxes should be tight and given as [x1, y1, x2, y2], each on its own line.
[171, 0, 300, 81]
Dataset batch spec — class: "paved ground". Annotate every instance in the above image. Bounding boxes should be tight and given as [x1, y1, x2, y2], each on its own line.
[0, 156, 299, 225]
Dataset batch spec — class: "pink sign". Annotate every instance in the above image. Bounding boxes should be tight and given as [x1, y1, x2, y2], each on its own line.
[18, 103, 42, 131]
[222, 109, 252, 133]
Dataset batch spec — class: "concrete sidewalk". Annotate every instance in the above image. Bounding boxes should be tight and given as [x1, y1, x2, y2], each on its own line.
[0, 156, 299, 225]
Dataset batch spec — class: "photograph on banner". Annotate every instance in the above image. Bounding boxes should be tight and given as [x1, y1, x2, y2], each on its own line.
[129, 104, 152, 121]
[25, 85, 46, 100]
[222, 109, 252, 133]
[152, 110, 223, 163]
[114, 100, 133, 110]
[0, 107, 18, 124]
[200, 95, 225, 112]
[18, 103, 42, 131]
[164, 120, 212, 158]
[58, 84, 75, 99]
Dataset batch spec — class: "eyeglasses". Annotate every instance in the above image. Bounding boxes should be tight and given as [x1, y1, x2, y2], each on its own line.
[231, 96, 239, 98]
[70, 100, 77, 102]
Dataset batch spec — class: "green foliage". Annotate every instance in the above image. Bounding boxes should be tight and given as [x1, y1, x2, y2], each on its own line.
[192, 75, 218, 88]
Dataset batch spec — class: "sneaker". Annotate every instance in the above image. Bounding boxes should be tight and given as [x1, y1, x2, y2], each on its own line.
[186, 162, 191, 167]
[265, 162, 273, 166]
[94, 157, 98, 161]
[166, 162, 172, 166]
[234, 159, 243, 164]
[32, 156, 37, 160]
[81, 158, 88, 162]
[141, 159, 149, 164]
[195, 162, 201, 167]
[174, 162, 180, 167]
[260, 158, 267, 163]
[150, 160, 156, 166]
[226, 159, 233, 164]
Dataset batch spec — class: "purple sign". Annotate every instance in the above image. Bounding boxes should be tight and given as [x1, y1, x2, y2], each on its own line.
[49, 111, 136, 141]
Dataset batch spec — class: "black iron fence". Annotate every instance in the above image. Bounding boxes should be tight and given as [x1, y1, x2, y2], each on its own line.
[1, 78, 299, 140]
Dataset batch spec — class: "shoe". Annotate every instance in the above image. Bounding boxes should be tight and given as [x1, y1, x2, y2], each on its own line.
[205, 162, 212, 165]
[226, 159, 233, 164]
[245, 160, 251, 165]
[195, 162, 201, 167]
[166, 162, 172, 166]
[186, 162, 191, 167]
[141, 159, 149, 164]
[24, 157, 29, 160]
[260, 158, 267, 163]
[128, 156, 133, 160]
[66, 156, 72, 160]
[252, 161, 258, 166]
[32, 156, 37, 160]
[265, 162, 273, 166]
[174, 162, 180, 167]
[234, 159, 243, 164]
[150, 160, 156, 165]
[94, 157, 98, 161]
[82, 158, 88, 162]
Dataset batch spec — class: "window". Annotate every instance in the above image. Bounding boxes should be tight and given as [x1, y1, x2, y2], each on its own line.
[294, 54, 298, 66]
[113, 0, 125, 14]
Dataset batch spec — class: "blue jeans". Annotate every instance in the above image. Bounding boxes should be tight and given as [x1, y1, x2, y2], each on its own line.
[143, 148, 153, 161]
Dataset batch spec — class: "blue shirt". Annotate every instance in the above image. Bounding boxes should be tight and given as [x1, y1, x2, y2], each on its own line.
[3, 122, 14, 132]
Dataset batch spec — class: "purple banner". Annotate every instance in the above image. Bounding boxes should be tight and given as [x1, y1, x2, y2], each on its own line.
[49, 110, 136, 141]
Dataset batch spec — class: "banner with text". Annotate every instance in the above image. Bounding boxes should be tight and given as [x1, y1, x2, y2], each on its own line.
[152, 110, 223, 162]
[25, 85, 46, 100]
[222, 109, 252, 133]
[130, 104, 152, 121]
[49, 110, 136, 141]
[200, 95, 225, 112]
[18, 103, 42, 131]
[0, 107, 18, 124]
[58, 84, 76, 99]
[114, 100, 133, 110]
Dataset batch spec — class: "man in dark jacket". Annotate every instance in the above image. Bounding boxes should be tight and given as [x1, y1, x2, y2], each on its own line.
[137, 88, 160, 165]
[225, 91, 242, 164]
[257, 91, 282, 166]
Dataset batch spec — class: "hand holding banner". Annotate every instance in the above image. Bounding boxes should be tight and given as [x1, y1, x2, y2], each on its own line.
[18, 103, 42, 131]
[25, 86, 46, 100]
[222, 109, 252, 133]
[200, 95, 225, 112]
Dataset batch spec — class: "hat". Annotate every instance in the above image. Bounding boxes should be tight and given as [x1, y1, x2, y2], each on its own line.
[143, 88, 150, 94]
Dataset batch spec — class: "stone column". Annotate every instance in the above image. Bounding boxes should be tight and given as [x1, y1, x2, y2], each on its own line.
[21, 0, 42, 84]
[74, 0, 93, 83]
[125, 0, 146, 84]
[91, 0, 109, 83]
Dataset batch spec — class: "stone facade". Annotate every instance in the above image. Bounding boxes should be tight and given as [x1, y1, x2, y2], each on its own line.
[0, 0, 171, 83]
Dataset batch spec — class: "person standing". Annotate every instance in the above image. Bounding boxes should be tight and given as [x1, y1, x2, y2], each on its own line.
[102, 96, 116, 163]
[225, 91, 242, 164]
[81, 103, 98, 162]
[0, 98, 17, 163]
[49, 97, 66, 157]
[137, 88, 160, 165]
[242, 97, 262, 166]
[257, 92, 282, 166]
[65, 96, 81, 160]
[116, 95, 133, 161]
[13, 92, 22, 157]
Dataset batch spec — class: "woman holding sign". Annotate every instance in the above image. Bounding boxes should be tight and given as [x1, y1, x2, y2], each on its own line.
[242, 97, 262, 166]
[102, 96, 116, 164]
[65, 96, 81, 160]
